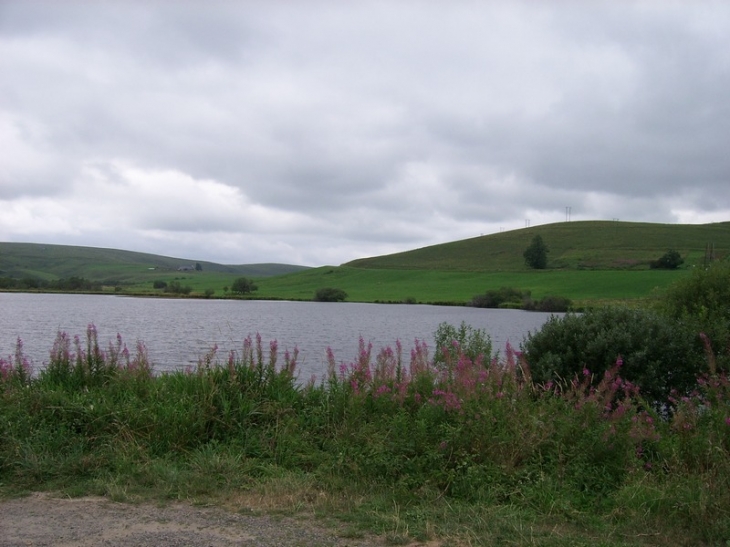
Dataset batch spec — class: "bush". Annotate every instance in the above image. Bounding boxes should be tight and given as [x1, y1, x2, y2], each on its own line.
[314, 287, 347, 302]
[657, 261, 730, 368]
[470, 287, 529, 309]
[433, 321, 494, 367]
[152, 280, 167, 289]
[525, 295, 572, 312]
[164, 280, 192, 295]
[522, 306, 704, 404]
[650, 249, 684, 269]
[231, 277, 258, 295]
[470, 288, 571, 312]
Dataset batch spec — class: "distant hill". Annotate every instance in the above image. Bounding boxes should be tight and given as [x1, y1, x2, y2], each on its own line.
[344, 221, 730, 271]
[0, 242, 309, 282]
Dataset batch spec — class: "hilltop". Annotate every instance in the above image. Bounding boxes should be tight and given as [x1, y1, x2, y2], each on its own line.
[0, 242, 308, 284]
[345, 220, 730, 271]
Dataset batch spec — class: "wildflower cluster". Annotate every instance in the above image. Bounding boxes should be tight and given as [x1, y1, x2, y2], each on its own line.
[0, 337, 32, 385]
[45, 324, 151, 387]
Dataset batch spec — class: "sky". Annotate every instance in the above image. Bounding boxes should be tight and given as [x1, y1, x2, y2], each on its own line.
[1, 1, 729, 267]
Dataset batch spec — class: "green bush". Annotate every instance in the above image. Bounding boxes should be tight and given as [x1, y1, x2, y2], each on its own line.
[164, 280, 192, 295]
[313, 287, 347, 302]
[650, 249, 684, 269]
[433, 321, 494, 367]
[470, 287, 571, 312]
[657, 261, 730, 369]
[521, 306, 704, 404]
[529, 295, 572, 312]
[231, 277, 258, 295]
[470, 286, 529, 309]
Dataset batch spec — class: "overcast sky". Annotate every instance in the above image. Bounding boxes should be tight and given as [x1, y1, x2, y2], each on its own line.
[1, 1, 729, 266]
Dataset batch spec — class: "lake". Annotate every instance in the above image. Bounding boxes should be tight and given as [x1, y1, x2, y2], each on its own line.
[0, 293, 559, 382]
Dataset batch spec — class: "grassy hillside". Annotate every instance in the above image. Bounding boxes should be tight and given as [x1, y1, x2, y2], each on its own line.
[345, 220, 730, 271]
[0, 242, 308, 283]
[2, 221, 727, 306]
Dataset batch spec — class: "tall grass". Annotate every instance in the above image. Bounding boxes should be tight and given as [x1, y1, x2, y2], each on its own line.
[1, 325, 729, 545]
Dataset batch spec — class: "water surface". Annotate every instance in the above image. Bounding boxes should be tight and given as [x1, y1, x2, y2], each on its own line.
[0, 293, 558, 381]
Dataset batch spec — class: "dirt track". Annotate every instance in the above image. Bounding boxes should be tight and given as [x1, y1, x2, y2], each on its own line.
[0, 492, 386, 547]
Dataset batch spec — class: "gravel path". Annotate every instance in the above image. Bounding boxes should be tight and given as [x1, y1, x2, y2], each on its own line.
[0, 493, 389, 547]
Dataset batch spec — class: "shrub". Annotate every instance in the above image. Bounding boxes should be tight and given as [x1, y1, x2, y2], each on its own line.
[314, 287, 347, 302]
[152, 280, 167, 289]
[650, 249, 684, 269]
[522, 306, 704, 404]
[165, 280, 192, 295]
[530, 295, 572, 312]
[231, 277, 258, 295]
[470, 287, 529, 309]
[657, 261, 730, 369]
[470, 288, 571, 312]
[433, 322, 493, 367]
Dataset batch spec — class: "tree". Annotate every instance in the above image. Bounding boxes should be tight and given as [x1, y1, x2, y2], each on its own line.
[523, 235, 549, 269]
[195, 262, 203, 271]
[231, 277, 258, 295]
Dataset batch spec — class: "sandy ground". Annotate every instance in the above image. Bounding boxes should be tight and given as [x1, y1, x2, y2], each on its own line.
[0, 492, 387, 547]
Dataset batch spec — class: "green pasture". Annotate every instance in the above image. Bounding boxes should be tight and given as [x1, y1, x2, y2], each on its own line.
[251, 266, 690, 306]
[80, 265, 693, 307]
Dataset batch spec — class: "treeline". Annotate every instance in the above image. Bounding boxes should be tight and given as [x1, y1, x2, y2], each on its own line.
[0, 276, 102, 291]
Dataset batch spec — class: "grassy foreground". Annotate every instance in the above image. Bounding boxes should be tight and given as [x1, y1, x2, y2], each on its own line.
[1, 327, 729, 546]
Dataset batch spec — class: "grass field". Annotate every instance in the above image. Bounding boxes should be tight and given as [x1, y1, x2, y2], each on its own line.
[250, 266, 689, 306]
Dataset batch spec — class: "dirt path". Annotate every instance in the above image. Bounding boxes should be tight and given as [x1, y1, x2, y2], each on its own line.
[0, 492, 387, 547]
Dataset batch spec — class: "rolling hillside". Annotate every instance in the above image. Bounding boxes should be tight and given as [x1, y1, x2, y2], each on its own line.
[1, 221, 728, 305]
[345, 220, 730, 271]
[0, 242, 309, 283]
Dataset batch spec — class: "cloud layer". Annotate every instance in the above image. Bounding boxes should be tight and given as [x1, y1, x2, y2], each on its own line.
[1, 1, 729, 265]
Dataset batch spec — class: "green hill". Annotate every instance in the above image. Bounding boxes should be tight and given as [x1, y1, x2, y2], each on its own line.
[0, 242, 308, 283]
[345, 220, 730, 271]
[2, 221, 728, 306]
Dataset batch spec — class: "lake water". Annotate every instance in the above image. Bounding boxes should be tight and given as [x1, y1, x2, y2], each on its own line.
[0, 293, 559, 382]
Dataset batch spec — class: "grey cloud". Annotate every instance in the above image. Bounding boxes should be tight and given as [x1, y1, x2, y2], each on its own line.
[1, 1, 729, 265]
